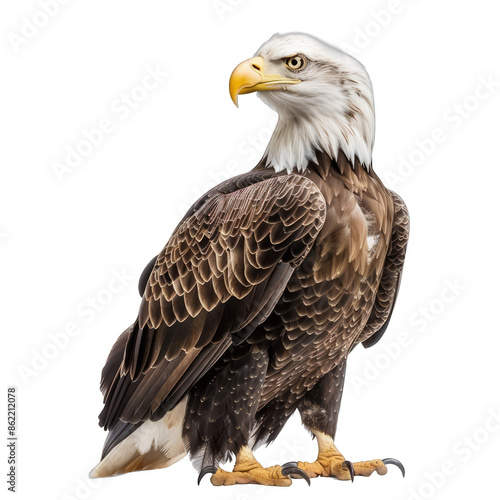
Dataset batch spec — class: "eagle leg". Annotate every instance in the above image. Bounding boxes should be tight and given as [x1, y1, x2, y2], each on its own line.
[201, 446, 306, 486]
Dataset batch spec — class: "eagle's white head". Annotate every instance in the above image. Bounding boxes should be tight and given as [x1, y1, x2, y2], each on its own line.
[229, 33, 375, 173]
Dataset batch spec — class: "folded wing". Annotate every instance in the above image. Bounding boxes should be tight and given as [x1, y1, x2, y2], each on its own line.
[97, 172, 326, 458]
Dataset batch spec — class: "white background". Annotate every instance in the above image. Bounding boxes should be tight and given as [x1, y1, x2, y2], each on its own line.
[2, 1, 499, 499]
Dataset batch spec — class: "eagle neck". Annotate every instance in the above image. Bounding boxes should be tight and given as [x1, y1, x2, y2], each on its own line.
[260, 92, 375, 174]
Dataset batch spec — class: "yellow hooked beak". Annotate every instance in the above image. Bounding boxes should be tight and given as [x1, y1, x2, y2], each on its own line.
[229, 56, 301, 107]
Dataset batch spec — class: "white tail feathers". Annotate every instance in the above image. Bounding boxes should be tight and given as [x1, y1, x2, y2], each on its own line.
[89, 399, 187, 478]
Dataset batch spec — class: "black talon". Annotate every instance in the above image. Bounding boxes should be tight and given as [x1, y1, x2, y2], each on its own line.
[343, 460, 355, 482]
[281, 461, 311, 486]
[382, 458, 405, 478]
[197, 466, 218, 485]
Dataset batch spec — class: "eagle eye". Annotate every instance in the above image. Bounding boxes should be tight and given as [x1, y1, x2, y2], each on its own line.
[285, 55, 306, 71]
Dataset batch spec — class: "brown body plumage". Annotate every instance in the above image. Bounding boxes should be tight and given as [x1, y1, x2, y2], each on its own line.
[256, 151, 403, 407]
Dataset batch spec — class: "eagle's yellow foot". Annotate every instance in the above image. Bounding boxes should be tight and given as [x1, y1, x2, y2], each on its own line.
[297, 457, 391, 480]
[296, 447, 355, 481]
[294, 430, 405, 481]
[198, 446, 309, 486]
[209, 465, 292, 486]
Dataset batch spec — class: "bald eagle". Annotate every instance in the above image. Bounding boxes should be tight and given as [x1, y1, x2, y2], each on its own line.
[90, 32, 409, 486]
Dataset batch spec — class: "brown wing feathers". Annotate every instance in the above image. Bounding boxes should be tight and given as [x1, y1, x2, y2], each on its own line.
[98, 173, 326, 436]
[123, 175, 326, 380]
